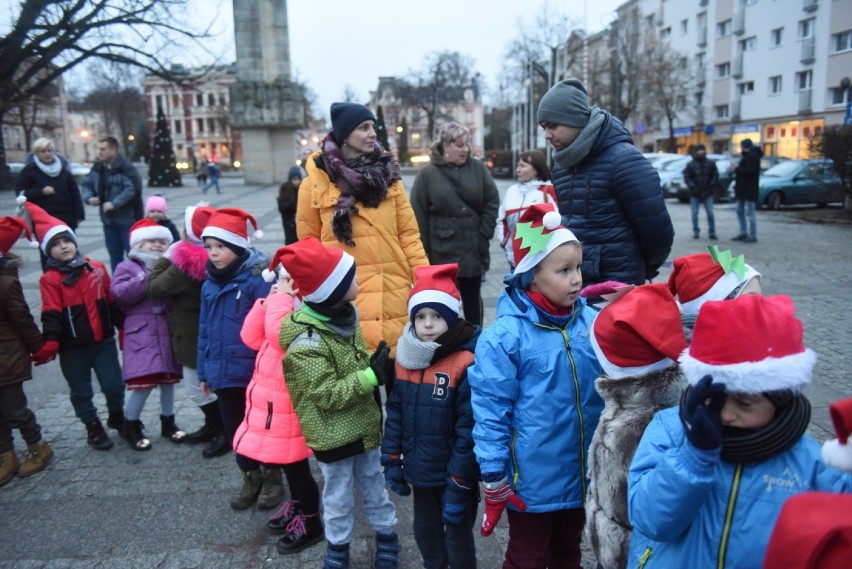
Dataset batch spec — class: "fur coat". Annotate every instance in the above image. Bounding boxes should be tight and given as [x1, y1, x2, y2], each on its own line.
[585, 366, 686, 569]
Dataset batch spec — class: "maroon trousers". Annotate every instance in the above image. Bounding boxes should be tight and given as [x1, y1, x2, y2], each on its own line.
[503, 507, 585, 569]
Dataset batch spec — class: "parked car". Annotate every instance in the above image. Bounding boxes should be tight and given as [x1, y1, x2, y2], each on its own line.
[672, 154, 735, 203]
[656, 155, 692, 197]
[68, 162, 91, 186]
[643, 152, 679, 169]
[725, 159, 844, 209]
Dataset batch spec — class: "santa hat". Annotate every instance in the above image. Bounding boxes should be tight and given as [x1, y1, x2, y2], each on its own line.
[17, 197, 76, 254]
[408, 264, 461, 326]
[0, 216, 39, 254]
[145, 195, 167, 214]
[680, 294, 816, 393]
[184, 205, 216, 244]
[129, 218, 173, 248]
[590, 283, 686, 379]
[262, 245, 292, 282]
[763, 492, 852, 569]
[822, 398, 852, 473]
[278, 237, 356, 307]
[512, 203, 578, 275]
[200, 207, 263, 250]
[668, 245, 761, 316]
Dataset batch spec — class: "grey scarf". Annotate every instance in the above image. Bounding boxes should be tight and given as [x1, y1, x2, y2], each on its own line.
[551, 106, 606, 170]
[395, 322, 439, 370]
[128, 249, 163, 269]
[34, 155, 62, 178]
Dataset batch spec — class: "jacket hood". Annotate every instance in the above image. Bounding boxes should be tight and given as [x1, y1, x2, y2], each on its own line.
[587, 110, 634, 161]
[240, 247, 269, 276]
[170, 241, 208, 282]
[279, 307, 329, 350]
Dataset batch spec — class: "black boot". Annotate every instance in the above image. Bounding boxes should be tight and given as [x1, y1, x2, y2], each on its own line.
[276, 512, 324, 554]
[267, 500, 300, 533]
[123, 419, 151, 451]
[186, 402, 221, 444]
[203, 432, 231, 458]
[160, 415, 187, 443]
[106, 410, 125, 433]
[85, 419, 113, 451]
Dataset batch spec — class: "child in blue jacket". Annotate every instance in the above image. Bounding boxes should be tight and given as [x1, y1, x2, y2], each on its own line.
[196, 208, 277, 510]
[627, 294, 852, 568]
[381, 263, 481, 569]
[469, 203, 603, 568]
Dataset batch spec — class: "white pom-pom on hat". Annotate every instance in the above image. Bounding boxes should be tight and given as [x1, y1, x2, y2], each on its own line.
[821, 397, 852, 473]
[542, 210, 561, 230]
[253, 229, 264, 240]
[16, 195, 26, 205]
[822, 438, 852, 473]
[261, 268, 276, 282]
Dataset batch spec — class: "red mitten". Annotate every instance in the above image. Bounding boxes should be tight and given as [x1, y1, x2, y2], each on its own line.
[31, 341, 59, 365]
[481, 476, 527, 537]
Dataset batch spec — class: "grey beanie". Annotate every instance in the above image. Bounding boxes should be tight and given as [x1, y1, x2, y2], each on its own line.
[537, 78, 591, 128]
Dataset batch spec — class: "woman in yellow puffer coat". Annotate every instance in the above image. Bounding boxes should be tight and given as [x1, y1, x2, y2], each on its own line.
[296, 102, 428, 355]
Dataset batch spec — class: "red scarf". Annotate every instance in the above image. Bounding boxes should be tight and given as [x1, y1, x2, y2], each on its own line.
[526, 290, 571, 316]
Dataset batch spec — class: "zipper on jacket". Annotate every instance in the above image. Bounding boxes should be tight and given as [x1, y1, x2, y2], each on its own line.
[510, 429, 520, 487]
[637, 547, 653, 568]
[716, 463, 744, 569]
[66, 306, 77, 338]
[265, 400, 273, 430]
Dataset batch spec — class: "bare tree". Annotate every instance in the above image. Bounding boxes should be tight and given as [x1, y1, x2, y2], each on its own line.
[0, 0, 213, 187]
[640, 30, 692, 152]
[606, 5, 647, 123]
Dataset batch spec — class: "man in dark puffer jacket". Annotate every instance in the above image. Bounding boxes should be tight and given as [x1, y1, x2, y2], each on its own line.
[537, 78, 674, 285]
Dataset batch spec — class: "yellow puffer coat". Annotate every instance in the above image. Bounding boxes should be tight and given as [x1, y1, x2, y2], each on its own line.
[296, 151, 428, 355]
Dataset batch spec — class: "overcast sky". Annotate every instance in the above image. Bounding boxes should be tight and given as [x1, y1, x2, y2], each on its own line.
[192, 0, 626, 118]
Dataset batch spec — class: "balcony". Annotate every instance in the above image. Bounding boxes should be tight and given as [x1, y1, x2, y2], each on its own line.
[732, 55, 743, 79]
[733, 10, 745, 35]
[731, 98, 741, 120]
[697, 26, 707, 47]
[800, 37, 816, 63]
[798, 89, 812, 113]
[803, 0, 818, 12]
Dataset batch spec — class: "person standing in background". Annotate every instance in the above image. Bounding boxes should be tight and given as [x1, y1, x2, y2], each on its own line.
[277, 166, 302, 245]
[732, 138, 762, 243]
[683, 144, 719, 240]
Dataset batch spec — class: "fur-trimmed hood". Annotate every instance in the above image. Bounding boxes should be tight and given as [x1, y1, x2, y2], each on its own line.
[169, 241, 208, 282]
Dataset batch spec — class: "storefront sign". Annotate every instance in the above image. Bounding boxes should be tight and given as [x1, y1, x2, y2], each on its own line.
[732, 123, 759, 134]
[673, 126, 694, 137]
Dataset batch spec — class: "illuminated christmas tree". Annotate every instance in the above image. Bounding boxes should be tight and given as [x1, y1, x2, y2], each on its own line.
[148, 107, 182, 187]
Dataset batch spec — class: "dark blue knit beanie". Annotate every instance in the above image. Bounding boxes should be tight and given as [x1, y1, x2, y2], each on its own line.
[331, 102, 377, 145]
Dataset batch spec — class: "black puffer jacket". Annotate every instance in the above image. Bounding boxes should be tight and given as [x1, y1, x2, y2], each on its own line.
[734, 146, 763, 202]
[683, 157, 719, 199]
[551, 110, 674, 285]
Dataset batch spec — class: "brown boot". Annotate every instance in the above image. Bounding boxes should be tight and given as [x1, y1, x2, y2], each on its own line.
[257, 466, 284, 510]
[230, 469, 263, 510]
[0, 450, 20, 486]
[17, 439, 54, 478]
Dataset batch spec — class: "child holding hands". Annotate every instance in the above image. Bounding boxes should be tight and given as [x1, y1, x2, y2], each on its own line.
[381, 263, 481, 569]
[469, 203, 604, 568]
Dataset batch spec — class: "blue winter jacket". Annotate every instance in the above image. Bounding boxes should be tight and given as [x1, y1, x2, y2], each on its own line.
[197, 248, 270, 390]
[381, 325, 481, 487]
[469, 288, 603, 512]
[627, 407, 852, 568]
[552, 110, 673, 285]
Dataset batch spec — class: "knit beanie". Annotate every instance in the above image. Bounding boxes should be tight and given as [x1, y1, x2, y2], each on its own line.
[331, 102, 377, 145]
[537, 78, 592, 128]
[287, 166, 303, 181]
[408, 264, 461, 327]
[145, 195, 167, 214]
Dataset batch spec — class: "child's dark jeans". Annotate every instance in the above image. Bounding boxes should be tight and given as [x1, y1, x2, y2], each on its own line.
[412, 485, 478, 569]
[58, 338, 125, 423]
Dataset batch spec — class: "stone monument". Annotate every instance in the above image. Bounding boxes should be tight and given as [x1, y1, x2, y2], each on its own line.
[230, 0, 304, 185]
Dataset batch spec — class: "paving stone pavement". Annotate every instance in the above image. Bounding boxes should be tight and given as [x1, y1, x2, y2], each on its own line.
[0, 172, 849, 568]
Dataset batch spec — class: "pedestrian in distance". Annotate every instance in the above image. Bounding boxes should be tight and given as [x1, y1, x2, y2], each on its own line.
[410, 121, 500, 327]
[234, 255, 323, 554]
[201, 160, 222, 195]
[109, 219, 185, 451]
[537, 77, 674, 285]
[21, 199, 126, 450]
[195, 159, 208, 186]
[381, 263, 482, 569]
[585, 283, 687, 569]
[277, 166, 302, 245]
[469, 203, 604, 568]
[627, 294, 852, 568]
[732, 138, 763, 243]
[495, 150, 556, 272]
[0, 216, 55, 485]
[144, 194, 180, 243]
[279, 236, 401, 569]
[147, 205, 230, 459]
[197, 208, 278, 510]
[683, 143, 719, 240]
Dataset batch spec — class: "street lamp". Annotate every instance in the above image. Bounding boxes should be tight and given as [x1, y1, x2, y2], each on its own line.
[80, 129, 90, 162]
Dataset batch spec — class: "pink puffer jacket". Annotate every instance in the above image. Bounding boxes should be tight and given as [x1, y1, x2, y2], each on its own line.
[233, 291, 312, 464]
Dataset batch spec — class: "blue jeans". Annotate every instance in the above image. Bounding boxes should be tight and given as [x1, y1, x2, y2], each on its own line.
[58, 338, 125, 424]
[736, 199, 757, 238]
[103, 223, 132, 273]
[317, 448, 398, 545]
[412, 485, 478, 569]
[202, 175, 221, 194]
[690, 195, 715, 235]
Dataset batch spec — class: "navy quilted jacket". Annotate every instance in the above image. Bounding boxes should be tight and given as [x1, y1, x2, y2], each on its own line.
[552, 111, 674, 285]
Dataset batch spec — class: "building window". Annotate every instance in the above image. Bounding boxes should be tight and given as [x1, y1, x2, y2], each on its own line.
[208, 93, 216, 106]
[219, 93, 227, 105]
[207, 118, 216, 132]
[833, 30, 852, 52]
[830, 87, 852, 105]
[738, 81, 755, 95]
[660, 27, 671, 39]
[155, 95, 163, 110]
[796, 70, 813, 90]
[717, 19, 732, 37]
[740, 37, 756, 51]
[769, 75, 782, 94]
[196, 118, 204, 132]
[798, 18, 815, 39]
[714, 105, 729, 119]
[680, 19, 688, 34]
[174, 120, 182, 134]
[771, 27, 783, 47]
[196, 93, 203, 106]
[716, 62, 731, 78]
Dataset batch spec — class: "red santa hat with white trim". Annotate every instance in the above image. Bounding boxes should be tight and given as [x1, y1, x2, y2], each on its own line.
[590, 283, 687, 379]
[0, 216, 39, 255]
[512, 202, 579, 275]
[129, 218, 173, 248]
[822, 397, 852, 473]
[183, 204, 216, 244]
[277, 237, 356, 307]
[408, 264, 461, 326]
[200, 207, 263, 251]
[679, 294, 816, 394]
[17, 197, 76, 254]
[668, 246, 761, 317]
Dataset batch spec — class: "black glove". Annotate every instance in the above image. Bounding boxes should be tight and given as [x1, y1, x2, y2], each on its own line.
[682, 375, 727, 450]
[370, 340, 390, 386]
[380, 454, 411, 496]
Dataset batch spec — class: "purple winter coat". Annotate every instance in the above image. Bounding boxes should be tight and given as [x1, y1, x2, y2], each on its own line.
[110, 255, 181, 381]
